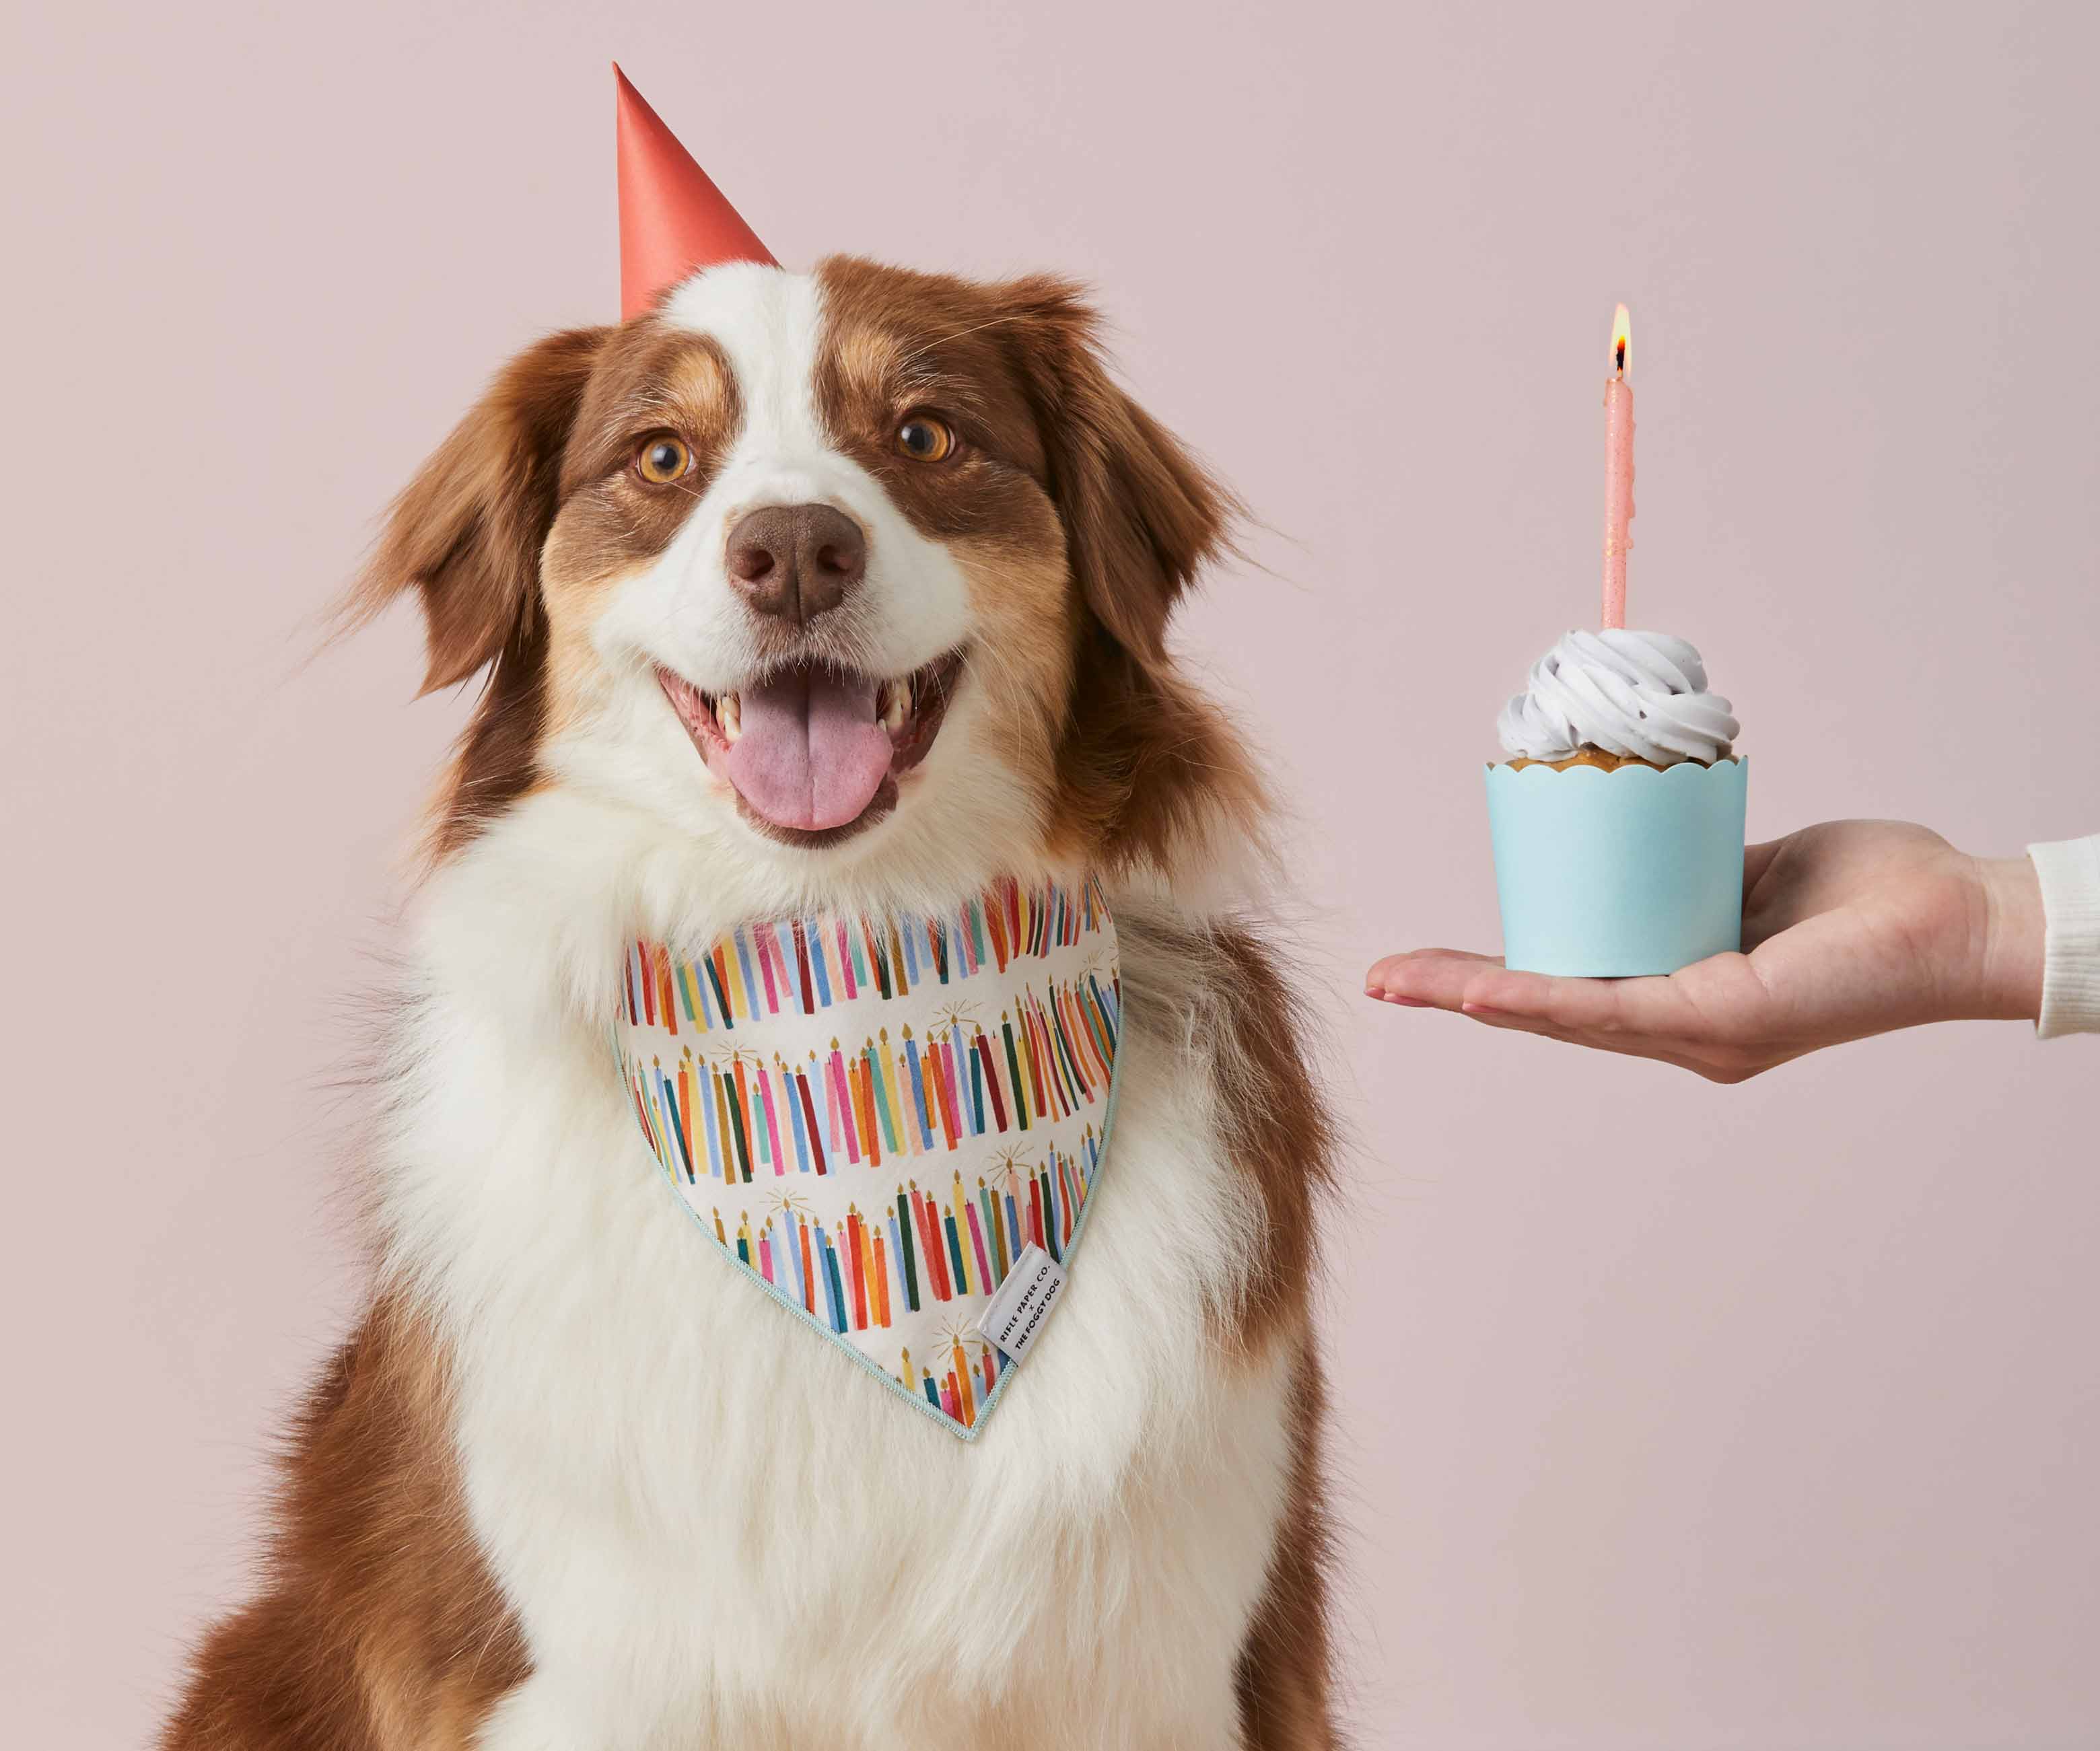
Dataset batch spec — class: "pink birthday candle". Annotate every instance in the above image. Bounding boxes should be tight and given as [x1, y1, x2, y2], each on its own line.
[827, 1041, 857, 1161]
[758, 1059, 784, 1175]
[1602, 303, 1634, 630]
[834, 919, 857, 997]
[755, 928, 779, 1013]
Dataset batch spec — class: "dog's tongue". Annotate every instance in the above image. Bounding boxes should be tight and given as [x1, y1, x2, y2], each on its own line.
[723, 668, 893, 831]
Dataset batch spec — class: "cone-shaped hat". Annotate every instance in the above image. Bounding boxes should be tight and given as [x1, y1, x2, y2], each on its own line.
[615, 66, 774, 320]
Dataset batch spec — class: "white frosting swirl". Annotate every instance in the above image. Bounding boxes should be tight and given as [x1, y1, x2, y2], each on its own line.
[1497, 629, 1739, 765]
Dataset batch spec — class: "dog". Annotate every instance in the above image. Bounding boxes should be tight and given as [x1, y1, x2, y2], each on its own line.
[164, 255, 1341, 1749]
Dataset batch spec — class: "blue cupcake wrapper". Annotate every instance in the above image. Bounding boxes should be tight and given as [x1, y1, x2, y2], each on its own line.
[1484, 757, 1749, 976]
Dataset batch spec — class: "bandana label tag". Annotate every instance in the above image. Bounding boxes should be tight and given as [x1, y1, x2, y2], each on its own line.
[977, 1245, 1067, 1363]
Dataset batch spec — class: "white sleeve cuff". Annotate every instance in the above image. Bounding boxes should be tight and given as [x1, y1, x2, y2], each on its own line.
[2029, 835, 2100, 1039]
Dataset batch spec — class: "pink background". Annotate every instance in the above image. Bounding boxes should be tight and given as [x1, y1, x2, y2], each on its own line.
[7, 3, 2097, 1744]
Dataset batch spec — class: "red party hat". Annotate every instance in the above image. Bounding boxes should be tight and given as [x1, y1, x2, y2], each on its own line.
[615, 65, 774, 320]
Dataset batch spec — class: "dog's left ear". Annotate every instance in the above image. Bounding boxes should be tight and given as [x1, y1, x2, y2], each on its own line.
[1002, 278, 1265, 870]
[350, 327, 608, 694]
[999, 278, 1236, 662]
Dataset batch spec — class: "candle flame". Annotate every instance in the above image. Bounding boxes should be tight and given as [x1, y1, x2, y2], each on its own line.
[1610, 303, 1632, 377]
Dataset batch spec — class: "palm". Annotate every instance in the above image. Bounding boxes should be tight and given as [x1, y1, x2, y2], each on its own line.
[1367, 821, 2029, 1081]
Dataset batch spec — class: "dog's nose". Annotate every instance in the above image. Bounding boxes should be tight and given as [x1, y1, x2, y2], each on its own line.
[724, 503, 866, 627]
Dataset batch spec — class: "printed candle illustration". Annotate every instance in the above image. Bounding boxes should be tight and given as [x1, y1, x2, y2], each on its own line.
[1601, 303, 1634, 629]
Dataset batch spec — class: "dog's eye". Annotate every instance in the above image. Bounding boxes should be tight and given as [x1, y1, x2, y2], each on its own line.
[635, 434, 693, 483]
[895, 416, 956, 464]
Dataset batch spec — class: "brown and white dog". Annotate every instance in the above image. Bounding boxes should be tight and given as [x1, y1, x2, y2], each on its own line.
[164, 258, 1339, 1750]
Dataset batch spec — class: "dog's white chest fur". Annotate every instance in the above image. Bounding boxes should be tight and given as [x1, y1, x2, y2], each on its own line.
[378, 795, 1294, 1750]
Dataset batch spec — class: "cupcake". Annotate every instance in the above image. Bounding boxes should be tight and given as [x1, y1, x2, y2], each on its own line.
[1484, 629, 1747, 976]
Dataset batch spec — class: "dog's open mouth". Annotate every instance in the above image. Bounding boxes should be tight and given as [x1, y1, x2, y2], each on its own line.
[658, 651, 964, 844]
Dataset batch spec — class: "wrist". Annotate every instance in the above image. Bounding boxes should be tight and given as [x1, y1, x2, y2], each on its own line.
[1973, 853, 2045, 1022]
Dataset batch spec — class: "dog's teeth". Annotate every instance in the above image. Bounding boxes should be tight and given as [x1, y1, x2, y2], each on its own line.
[719, 692, 742, 743]
[880, 681, 908, 732]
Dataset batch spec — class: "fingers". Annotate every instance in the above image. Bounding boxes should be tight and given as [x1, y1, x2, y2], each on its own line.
[1455, 1003, 1749, 1079]
[1467, 960, 1761, 1041]
[1366, 947, 1784, 1081]
[1371, 950, 1718, 1037]
[1371, 949, 1772, 1040]
[1364, 949, 1500, 1007]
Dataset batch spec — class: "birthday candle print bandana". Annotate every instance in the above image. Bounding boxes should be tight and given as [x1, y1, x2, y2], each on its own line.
[613, 878, 1120, 1439]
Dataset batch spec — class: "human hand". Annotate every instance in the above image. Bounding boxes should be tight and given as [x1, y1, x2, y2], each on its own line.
[1365, 820, 2045, 1081]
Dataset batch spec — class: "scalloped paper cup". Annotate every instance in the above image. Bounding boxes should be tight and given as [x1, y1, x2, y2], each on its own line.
[1484, 758, 1749, 976]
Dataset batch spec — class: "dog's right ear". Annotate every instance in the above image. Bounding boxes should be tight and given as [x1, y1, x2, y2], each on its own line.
[348, 327, 608, 693]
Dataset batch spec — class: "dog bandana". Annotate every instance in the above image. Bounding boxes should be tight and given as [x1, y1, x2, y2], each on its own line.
[614, 878, 1120, 1438]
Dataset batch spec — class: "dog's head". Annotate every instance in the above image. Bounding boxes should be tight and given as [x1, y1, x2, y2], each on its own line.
[357, 258, 1257, 898]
